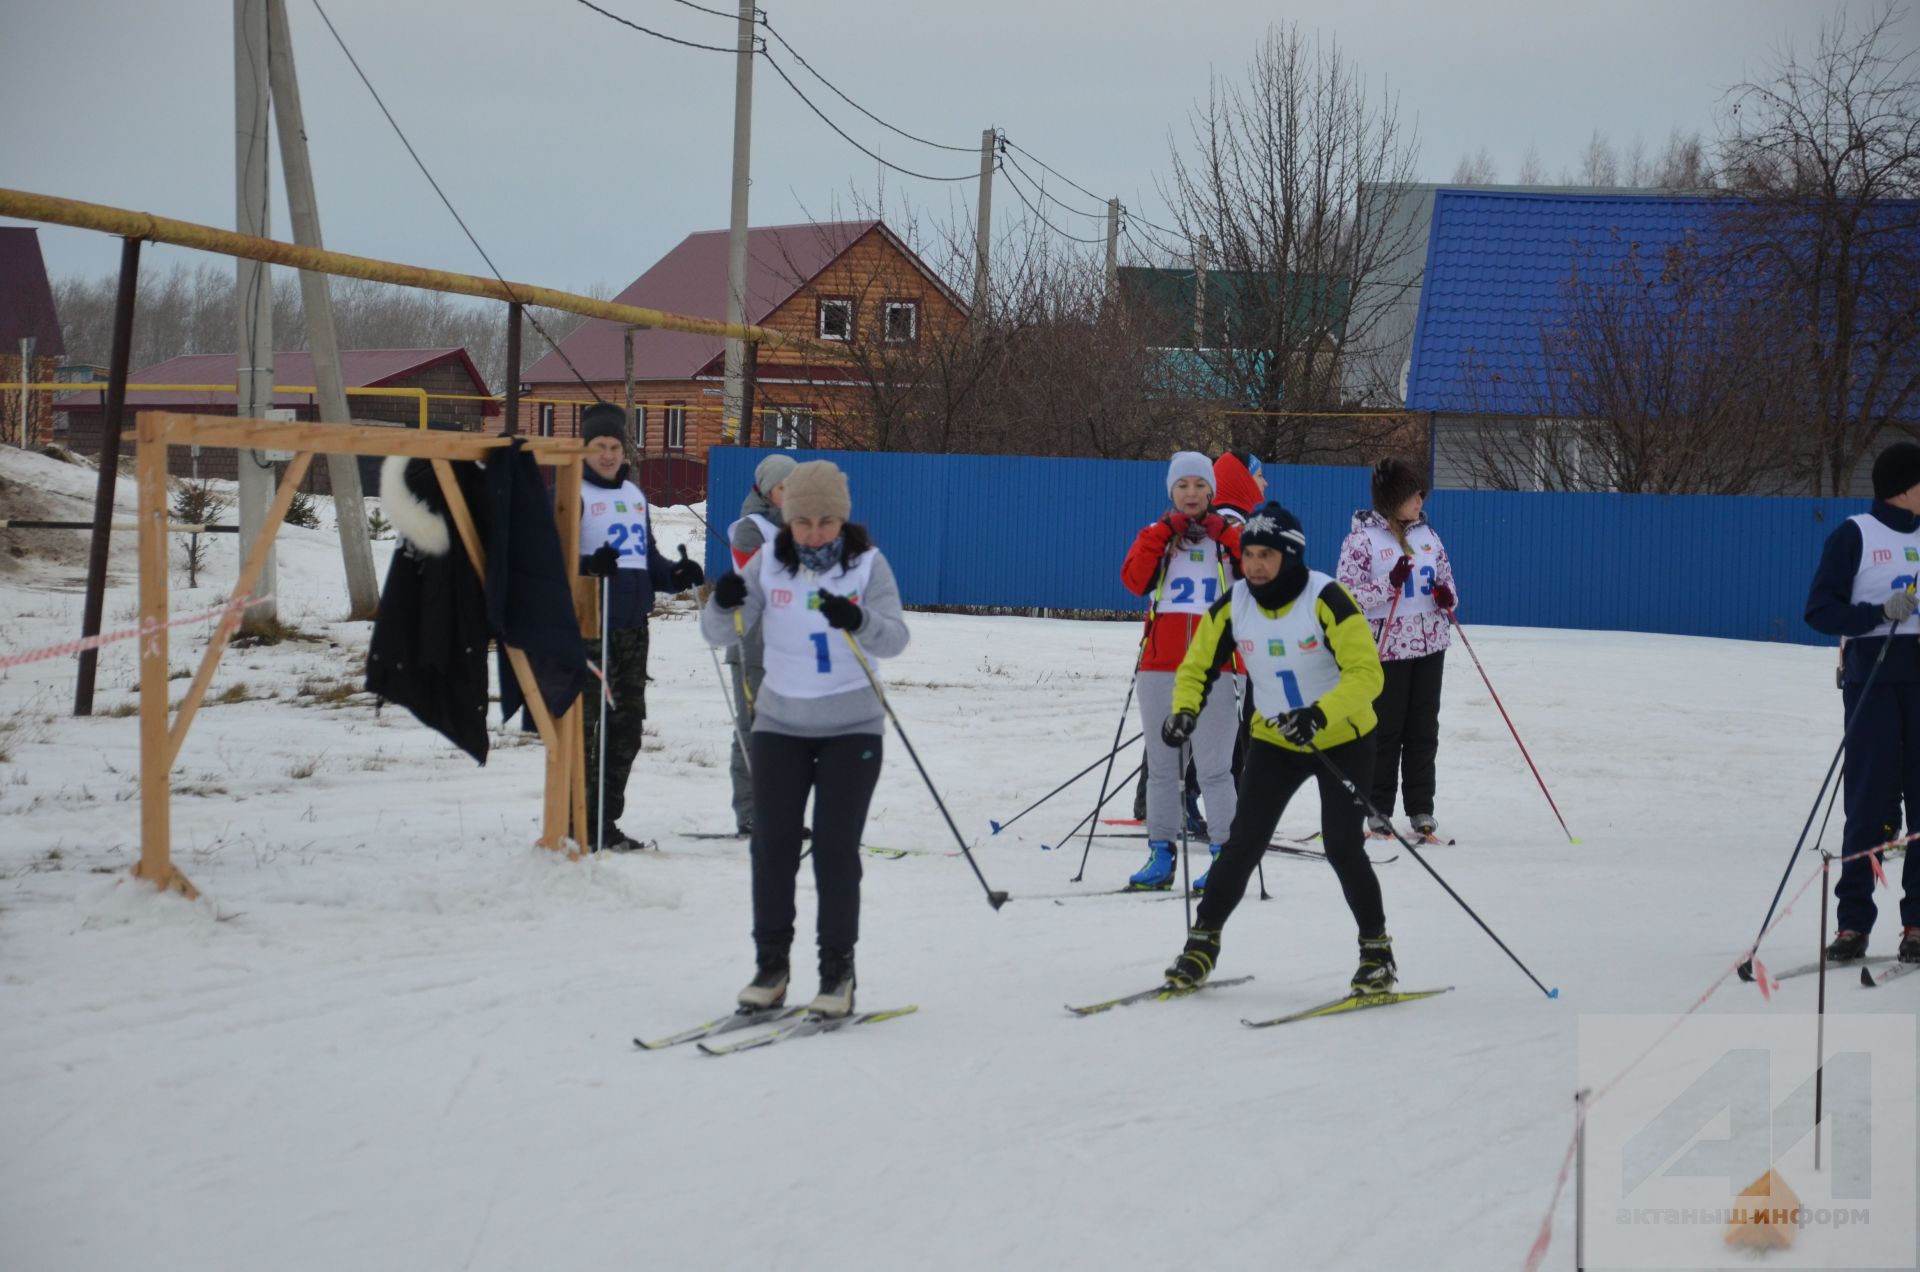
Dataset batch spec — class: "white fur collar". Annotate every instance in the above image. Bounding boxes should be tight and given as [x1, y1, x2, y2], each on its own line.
[380, 455, 450, 557]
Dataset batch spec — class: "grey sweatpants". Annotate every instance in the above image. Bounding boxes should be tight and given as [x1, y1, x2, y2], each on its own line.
[1137, 669, 1241, 846]
[728, 657, 766, 832]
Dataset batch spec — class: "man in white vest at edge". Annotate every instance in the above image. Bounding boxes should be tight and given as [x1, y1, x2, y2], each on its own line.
[1805, 441, 1920, 966]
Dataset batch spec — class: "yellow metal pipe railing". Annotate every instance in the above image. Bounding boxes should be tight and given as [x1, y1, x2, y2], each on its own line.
[3, 382, 429, 429]
[0, 187, 813, 350]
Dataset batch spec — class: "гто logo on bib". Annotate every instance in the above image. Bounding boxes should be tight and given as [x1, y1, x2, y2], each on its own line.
[770, 588, 794, 606]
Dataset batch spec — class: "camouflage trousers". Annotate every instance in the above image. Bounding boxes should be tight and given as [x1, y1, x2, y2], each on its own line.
[583, 624, 650, 840]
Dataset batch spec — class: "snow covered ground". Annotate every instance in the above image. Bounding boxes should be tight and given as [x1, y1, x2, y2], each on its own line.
[1, 445, 1913, 1271]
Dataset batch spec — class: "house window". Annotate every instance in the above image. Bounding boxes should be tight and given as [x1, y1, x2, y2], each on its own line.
[633, 405, 648, 451]
[817, 298, 854, 342]
[768, 410, 815, 450]
[883, 300, 918, 344]
[665, 403, 687, 450]
[538, 403, 554, 437]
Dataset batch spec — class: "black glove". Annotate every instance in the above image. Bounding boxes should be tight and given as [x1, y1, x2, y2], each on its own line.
[817, 588, 863, 632]
[668, 548, 705, 593]
[1276, 705, 1326, 747]
[581, 544, 620, 578]
[1161, 710, 1197, 747]
[713, 571, 747, 609]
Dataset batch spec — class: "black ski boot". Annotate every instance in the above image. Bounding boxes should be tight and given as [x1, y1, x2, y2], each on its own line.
[810, 949, 856, 1018]
[1900, 927, 1920, 965]
[1165, 927, 1221, 988]
[1352, 933, 1396, 995]
[1826, 929, 1869, 962]
[737, 946, 790, 1011]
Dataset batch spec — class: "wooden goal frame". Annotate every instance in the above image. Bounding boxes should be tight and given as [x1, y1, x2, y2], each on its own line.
[134, 411, 593, 898]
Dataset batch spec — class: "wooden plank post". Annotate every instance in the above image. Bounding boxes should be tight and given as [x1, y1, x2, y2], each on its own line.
[133, 412, 197, 897]
[554, 458, 586, 856]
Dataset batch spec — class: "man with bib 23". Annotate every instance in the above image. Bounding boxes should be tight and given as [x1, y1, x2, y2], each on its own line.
[578, 403, 701, 851]
[1161, 502, 1398, 995]
[702, 461, 911, 1017]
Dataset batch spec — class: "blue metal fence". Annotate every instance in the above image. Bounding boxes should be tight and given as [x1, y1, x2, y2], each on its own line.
[704, 448, 1860, 647]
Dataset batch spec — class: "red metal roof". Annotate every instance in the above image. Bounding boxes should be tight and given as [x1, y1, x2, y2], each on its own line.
[522, 220, 966, 384]
[0, 228, 67, 357]
[56, 347, 489, 410]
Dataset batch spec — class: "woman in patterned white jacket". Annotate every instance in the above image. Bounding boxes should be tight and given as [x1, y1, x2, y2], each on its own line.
[1337, 457, 1457, 843]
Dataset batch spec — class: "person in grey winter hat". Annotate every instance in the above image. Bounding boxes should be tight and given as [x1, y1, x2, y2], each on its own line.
[721, 451, 800, 834]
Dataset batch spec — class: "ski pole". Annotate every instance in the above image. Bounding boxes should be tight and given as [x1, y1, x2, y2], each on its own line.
[838, 629, 1009, 910]
[1228, 671, 1269, 902]
[710, 645, 752, 777]
[1442, 607, 1578, 844]
[1055, 759, 1145, 855]
[1076, 536, 1178, 881]
[1735, 610, 1902, 981]
[992, 732, 1144, 835]
[1178, 738, 1194, 930]
[1376, 577, 1403, 659]
[1307, 736, 1560, 1000]
[596, 573, 611, 855]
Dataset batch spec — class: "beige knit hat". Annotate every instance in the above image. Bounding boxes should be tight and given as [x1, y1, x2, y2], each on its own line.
[780, 460, 851, 522]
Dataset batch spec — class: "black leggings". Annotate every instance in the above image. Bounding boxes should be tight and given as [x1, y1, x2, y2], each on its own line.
[749, 731, 884, 960]
[1195, 734, 1387, 938]
[1372, 650, 1445, 817]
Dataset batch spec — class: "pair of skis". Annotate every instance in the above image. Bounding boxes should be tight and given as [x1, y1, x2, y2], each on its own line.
[634, 1004, 919, 1056]
[1065, 975, 1453, 1027]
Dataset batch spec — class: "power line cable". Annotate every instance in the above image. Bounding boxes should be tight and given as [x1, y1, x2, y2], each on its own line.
[1001, 137, 1109, 208]
[759, 17, 975, 154]
[999, 159, 1107, 246]
[759, 53, 982, 182]
[660, 0, 739, 19]
[567, 0, 738, 52]
[311, 0, 603, 397]
[999, 147, 1109, 220]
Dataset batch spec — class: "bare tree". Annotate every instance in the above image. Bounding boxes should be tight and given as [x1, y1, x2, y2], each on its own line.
[1161, 23, 1424, 461]
[1716, 1, 1920, 494]
[1451, 147, 1499, 185]
[1576, 129, 1621, 185]
[1517, 143, 1547, 185]
[1452, 232, 1803, 494]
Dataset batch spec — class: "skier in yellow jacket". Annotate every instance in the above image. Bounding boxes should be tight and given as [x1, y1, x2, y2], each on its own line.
[1159, 501, 1396, 995]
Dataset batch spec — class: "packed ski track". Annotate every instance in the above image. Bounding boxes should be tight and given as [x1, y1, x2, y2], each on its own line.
[0, 445, 1912, 1270]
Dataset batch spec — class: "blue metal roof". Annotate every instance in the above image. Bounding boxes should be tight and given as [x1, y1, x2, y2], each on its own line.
[1405, 190, 1722, 414]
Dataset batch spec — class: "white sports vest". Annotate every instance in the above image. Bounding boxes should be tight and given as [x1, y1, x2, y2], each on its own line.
[580, 480, 653, 570]
[1232, 571, 1343, 719]
[758, 546, 881, 699]
[1849, 513, 1920, 637]
[728, 512, 779, 557]
[1157, 537, 1230, 616]
[1358, 522, 1443, 621]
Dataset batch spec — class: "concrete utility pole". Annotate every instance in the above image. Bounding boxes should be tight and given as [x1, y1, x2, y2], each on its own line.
[235, 0, 277, 629]
[265, 0, 378, 620]
[721, 0, 755, 445]
[17, 337, 33, 447]
[623, 325, 637, 457]
[1104, 199, 1120, 297]
[972, 128, 995, 326]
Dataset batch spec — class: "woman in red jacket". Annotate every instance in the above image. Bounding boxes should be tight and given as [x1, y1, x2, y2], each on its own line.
[1120, 451, 1244, 890]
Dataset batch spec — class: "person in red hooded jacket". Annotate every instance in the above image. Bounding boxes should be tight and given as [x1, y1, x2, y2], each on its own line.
[1119, 451, 1244, 890]
[1212, 451, 1266, 524]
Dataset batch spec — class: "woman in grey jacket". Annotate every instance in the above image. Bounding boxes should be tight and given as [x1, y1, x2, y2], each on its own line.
[723, 452, 797, 835]
[701, 461, 910, 1017]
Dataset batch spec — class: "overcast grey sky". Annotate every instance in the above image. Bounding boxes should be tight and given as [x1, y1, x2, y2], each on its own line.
[3, 0, 1910, 299]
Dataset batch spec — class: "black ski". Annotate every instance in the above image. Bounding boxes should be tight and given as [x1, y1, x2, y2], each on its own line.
[1861, 962, 1918, 988]
[1759, 955, 1894, 985]
[634, 1005, 802, 1050]
[696, 1005, 919, 1055]
[1067, 975, 1254, 1016]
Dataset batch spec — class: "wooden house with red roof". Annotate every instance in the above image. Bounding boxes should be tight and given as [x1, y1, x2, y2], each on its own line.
[519, 220, 968, 472]
[0, 228, 67, 448]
